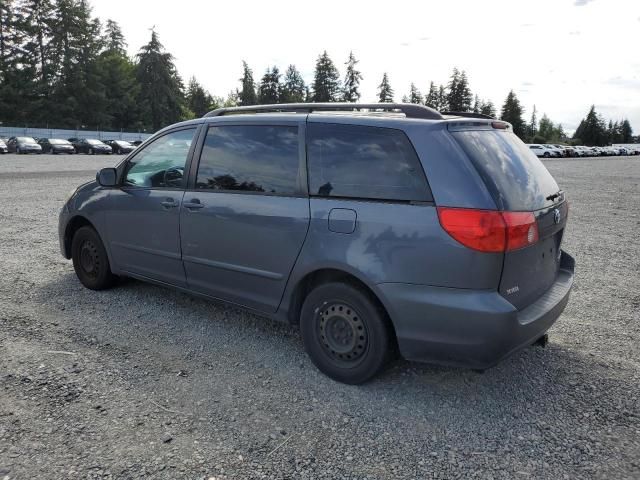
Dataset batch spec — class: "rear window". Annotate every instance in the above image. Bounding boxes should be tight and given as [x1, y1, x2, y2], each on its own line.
[307, 123, 431, 202]
[452, 130, 559, 211]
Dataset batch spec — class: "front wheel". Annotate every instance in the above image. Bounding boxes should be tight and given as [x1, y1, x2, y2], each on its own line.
[71, 226, 115, 290]
[88, 148, 94, 155]
[300, 282, 393, 384]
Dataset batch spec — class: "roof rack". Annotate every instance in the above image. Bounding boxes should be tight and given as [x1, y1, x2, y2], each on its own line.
[441, 111, 495, 120]
[204, 103, 443, 120]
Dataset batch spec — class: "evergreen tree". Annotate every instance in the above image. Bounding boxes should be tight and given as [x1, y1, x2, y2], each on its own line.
[342, 51, 363, 102]
[312, 50, 340, 102]
[621, 119, 633, 143]
[458, 71, 473, 112]
[238, 60, 257, 106]
[572, 105, 606, 146]
[538, 113, 554, 140]
[528, 105, 538, 139]
[446, 68, 473, 112]
[472, 95, 480, 114]
[280, 64, 305, 103]
[0, 0, 24, 124]
[185, 76, 215, 117]
[258, 66, 281, 104]
[500, 90, 526, 139]
[425, 81, 437, 109]
[437, 84, 448, 111]
[136, 29, 184, 131]
[407, 83, 423, 104]
[480, 100, 496, 118]
[377, 72, 394, 103]
[103, 18, 125, 54]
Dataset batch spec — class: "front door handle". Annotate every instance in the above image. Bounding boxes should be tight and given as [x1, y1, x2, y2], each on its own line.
[161, 198, 178, 209]
[183, 199, 204, 210]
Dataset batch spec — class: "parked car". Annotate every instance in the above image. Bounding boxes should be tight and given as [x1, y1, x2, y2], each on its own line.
[104, 140, 136, 154]
[59, 102, 574, 384]
[38, 138, 76, 154]
[601, 146, 618, 156]
[0, 138, 8, 154]
[528, 144, 557, 157]
[573, 146, 591, 157]
[69, 138, 112, 155]
[626, 145, 640, 155]
[7, 136, 42, 154]
[543, 144, 565, 157]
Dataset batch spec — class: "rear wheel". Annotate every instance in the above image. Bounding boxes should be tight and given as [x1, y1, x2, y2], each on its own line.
[88, 147, 94, 155]
[543, 151, 550, 158]
[71, 226, 115, 290]
[300, 282, 393, 384]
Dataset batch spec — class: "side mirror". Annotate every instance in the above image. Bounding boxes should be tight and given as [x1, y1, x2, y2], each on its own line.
[96, 168, 117, 187]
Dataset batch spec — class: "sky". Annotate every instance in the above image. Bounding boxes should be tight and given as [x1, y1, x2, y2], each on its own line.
[90, 0, 640, 134]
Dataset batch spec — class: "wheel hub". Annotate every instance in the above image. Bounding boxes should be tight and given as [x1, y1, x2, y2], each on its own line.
[79, 241, 99, 278]
[318, 302, 367, 363]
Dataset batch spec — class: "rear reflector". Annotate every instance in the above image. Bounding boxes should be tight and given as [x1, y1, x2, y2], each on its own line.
[437, 207, 539, 253]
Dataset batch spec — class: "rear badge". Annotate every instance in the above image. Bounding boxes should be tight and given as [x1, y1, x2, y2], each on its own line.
[506, 286, 520, 295]
[553, 208, 561, 224]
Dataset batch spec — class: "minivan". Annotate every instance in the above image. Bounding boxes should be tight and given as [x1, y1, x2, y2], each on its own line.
[59, 103, 575, 384]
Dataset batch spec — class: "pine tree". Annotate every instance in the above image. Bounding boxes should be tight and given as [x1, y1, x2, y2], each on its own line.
[312, 51, 340, 102]
[407, 83, 423, 104]
[342, 51, 363, 102]
[573, 105, 606, 146]
[136, 29, 184, 131]
[472, 95, 480, 114]
[377, 72, 394, 103]
[480, 100, 496, 118]
[458, 71, 473, 112]
[620, 119, 633, 143]
[238, 60, 257, 106]
[258, 66, 281, 104]
[0, 0, 24, 124]
[500, 90, 526, 139]
[280, 64, 305, 103]
[425, 81, 437, 109]
[185, 76, 214, 117]
[96, 20, 138, 130]
[104, 19, 125, 54]
[538, 114, 554, 140]
[437, 84, 448, 111]
[528, 105, 538, 140]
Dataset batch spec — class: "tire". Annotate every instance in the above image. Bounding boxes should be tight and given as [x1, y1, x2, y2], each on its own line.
[88, 148, 93, 155]
[300, 282, 393, 384]
[17, 147, 22, 154]
[71, 226, 115, 290]
[543, 152, 550, 158]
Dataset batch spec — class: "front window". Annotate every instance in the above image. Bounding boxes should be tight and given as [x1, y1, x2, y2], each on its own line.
[124, 128, 196, 188]
[17, 137, 37, 144]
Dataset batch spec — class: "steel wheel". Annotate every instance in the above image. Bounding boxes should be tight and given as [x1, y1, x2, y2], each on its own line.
[318, 301, 369, 367]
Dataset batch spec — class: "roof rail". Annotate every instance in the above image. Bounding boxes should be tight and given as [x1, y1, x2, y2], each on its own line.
[441, 111, 496, 120]
[204, 102, 444, 120]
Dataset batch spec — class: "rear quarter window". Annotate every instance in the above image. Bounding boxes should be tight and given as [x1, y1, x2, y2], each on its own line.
[452, 130, 560, 211]
[307, 123, 432, 202]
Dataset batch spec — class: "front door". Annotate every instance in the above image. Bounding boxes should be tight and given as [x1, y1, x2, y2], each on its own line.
[180, 123, 310, 313]
[106, 127, 198, 286]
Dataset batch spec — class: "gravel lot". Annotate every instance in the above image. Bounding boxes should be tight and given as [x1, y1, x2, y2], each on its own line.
[1, 153, 639, 479]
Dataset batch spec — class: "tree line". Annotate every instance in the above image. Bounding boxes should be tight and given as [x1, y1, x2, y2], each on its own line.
[0, 0, 635, 145]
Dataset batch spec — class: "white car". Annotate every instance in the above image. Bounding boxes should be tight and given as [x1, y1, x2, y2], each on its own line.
[574, 146, 594, 157]
[528, 144, 559, 158]
[543, 144, 565, 157]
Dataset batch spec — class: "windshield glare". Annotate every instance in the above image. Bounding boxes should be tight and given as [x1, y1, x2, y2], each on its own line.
[17, 137, 37, 144]
[87, 140, 103, 145]
[49, 139, 70, 145]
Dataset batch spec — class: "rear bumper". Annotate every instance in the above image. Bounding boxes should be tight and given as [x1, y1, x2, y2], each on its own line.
[378, 251, 575, 369]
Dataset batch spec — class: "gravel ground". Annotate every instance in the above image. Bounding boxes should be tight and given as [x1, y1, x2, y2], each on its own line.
[0, 153, 639, 479]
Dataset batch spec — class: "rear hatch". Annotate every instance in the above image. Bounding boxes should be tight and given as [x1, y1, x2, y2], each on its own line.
[450, 123, 568, 309]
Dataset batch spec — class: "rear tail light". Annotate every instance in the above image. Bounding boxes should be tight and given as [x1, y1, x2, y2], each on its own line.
[437, 207, 539, 253]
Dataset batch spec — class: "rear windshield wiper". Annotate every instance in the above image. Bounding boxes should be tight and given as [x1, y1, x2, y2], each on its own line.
[546, 191, 563, 202]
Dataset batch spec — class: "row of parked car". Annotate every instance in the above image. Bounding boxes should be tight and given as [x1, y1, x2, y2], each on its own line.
[528, 143, 640, 158]
[0, 136, 143, 155]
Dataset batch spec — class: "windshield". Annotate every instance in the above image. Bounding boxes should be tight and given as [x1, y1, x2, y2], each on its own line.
[17, 137, 37, 144]
[452, 130, 560, 211]
[49, 139, 69, 145]
[116, 141, 132, 146]
[87, 139, 103, 145]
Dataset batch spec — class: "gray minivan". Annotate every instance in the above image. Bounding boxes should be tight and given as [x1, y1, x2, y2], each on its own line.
[59, 103, 575, 384]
